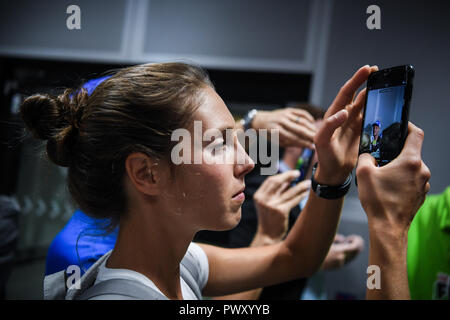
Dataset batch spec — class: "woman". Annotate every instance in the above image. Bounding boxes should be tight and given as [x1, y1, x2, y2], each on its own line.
[23, 63, 429, 299]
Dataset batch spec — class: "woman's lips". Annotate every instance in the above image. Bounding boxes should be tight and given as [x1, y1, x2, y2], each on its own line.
[231, 192, 245, 202]
[232, 186, 246, 202]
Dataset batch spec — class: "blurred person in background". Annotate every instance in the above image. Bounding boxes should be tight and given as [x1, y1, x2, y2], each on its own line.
[0, 195, 19, 299]
[407, 186, 450, 300]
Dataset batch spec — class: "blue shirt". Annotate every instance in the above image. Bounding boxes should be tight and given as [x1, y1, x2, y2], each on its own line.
[45, 210, 118, 275]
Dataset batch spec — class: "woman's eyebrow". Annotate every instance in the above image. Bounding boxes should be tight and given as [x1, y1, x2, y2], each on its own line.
[201, 126, 234, 145]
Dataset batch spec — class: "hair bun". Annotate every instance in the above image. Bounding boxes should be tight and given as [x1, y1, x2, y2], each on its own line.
[20, 94, 61, 140]
[20, 89, 88, 167]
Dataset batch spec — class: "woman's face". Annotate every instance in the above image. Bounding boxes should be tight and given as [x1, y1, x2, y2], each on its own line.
[163, 86, 255, 232]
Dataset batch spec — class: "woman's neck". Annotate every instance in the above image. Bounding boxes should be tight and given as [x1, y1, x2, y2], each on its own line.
[106, 208, 195, 300]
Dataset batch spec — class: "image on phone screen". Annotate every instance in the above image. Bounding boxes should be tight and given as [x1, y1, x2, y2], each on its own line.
[359, 83, 406, 166]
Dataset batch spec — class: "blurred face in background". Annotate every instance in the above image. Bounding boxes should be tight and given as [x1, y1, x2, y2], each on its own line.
[373, 125, 380, 137]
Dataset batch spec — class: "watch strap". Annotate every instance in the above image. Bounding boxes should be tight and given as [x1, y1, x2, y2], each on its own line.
[311, 163, 352, 199]
[241, 109, 258, 131]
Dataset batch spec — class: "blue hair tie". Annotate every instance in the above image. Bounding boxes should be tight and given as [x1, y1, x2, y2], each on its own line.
[81, 75, 112, 96]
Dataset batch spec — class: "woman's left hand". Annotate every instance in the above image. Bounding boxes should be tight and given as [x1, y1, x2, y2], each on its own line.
[314, 65, 378, 185]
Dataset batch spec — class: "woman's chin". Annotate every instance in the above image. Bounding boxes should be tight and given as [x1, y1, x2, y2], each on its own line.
[210, 208, 242, 232]
[227, 208, 242, 229]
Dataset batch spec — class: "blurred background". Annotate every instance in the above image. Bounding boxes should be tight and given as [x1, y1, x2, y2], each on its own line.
[0, 0, 449, 299]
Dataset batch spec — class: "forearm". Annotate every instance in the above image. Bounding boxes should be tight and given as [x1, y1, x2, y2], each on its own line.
[366, 224, 410, 299]
[281, 189, 344, 277]
[210, 232, 280, 300]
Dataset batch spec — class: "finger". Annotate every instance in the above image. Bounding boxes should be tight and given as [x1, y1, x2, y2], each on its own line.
[314, 109, 348, 147]
[281, 118, 316, 142]
[263, 170, 301, 193]
[398, 122, 425, 159]
[344, 235, 365, 251]
[417, 182, 431, 209]
[281, 179, 311, 202]
[342, 88, 367, 135]
[286, 114, 317, 134]
[334, 234, 346, 243]
[275, 181, 291, 196]
[370, 65, 379, 73]
[289, 108, 316, 123]
[425, 182, 431, 194]
[421, 162, 431, 187]
[283, 189, 310, 212]
[351, 66, 376, 113]
[279, 127, 314, 149]
[351, 88, 367, 115]
[330, 242, 347, 252]
[327, 65, 372, 116]
[339, 239, 363, 258]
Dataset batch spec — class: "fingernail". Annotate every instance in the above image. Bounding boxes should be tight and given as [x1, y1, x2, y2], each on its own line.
[293, 170, 300, 177]
[334, 109, 347, 121]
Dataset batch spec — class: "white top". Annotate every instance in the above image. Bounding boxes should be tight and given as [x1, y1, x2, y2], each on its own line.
[92, 242, 209, 300]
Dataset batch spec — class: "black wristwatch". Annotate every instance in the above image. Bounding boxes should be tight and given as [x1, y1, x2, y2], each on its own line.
[240, 109, 258, 131]
[311, 163, 352, 199]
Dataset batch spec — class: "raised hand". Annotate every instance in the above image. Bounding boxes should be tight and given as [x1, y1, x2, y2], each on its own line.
[252, 108, 317, 149]
[356, 122, 431, 235]
[253, 171, 311, 243]
[321, 234, 365, 270]
[314, 65, 378, 185]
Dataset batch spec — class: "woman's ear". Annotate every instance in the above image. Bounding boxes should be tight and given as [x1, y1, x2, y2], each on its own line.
[124, 152, 161, 196]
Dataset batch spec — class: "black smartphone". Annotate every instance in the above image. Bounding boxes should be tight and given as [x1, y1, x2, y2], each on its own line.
[358, 65, 414, 166]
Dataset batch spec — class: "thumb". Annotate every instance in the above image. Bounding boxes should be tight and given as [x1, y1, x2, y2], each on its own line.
[398, 122, 424, 159]
[315, 109, 348, 147]
[356, 153, 378, 179]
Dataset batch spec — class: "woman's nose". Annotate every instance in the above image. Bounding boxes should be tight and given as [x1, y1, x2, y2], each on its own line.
[234, 141, 255, 178]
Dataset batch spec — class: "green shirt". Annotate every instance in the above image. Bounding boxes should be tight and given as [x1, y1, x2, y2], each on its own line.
[407, 186, 450, 300]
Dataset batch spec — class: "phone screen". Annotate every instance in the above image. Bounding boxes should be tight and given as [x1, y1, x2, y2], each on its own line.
[293, 148, 315, 183]
[360, 83, 406, 165]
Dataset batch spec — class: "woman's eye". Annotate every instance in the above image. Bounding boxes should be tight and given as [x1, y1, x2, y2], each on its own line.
[210, 139, 228, 155]
[213, 140, 226, 151]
